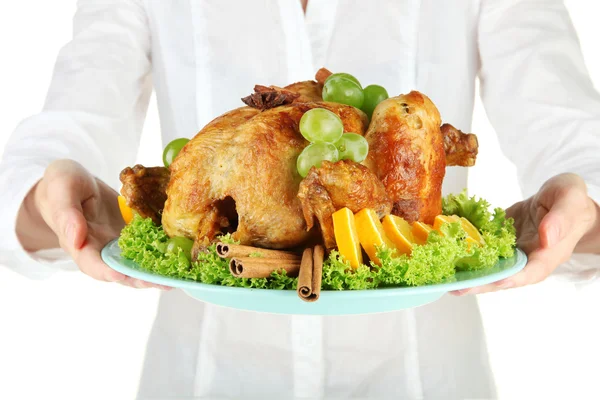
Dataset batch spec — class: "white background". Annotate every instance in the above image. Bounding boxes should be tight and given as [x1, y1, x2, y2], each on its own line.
[0, 2, 599, 399]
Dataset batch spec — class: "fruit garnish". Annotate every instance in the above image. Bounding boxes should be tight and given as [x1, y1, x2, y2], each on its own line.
[332, 207, 363, 269]
[382, 215, 416, 256]
[296, 142, 339, 177]
[324, 72, 362, 88]
[361, 84, 389, 119]
[166, 236, 195, 261]
[354, 208, 396, 266]
[433, 215, 460, 232]
[459, 217, 485, 246]
[299, 108, 344, 143]
[118, 195, 134, 225]
[412, 221, 433, 245]
[334, 132, 369, 163]
[163, 138, 190, 167]
[322, 76, 364, 109]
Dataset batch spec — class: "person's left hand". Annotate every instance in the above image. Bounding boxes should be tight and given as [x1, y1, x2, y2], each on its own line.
[452, 173, 600, 296]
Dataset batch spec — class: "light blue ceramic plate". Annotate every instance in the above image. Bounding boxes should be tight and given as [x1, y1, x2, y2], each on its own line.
[102, 239, 526, 315]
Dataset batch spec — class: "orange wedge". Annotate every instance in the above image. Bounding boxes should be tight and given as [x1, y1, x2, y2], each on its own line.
[354, 208, 396, 266]
[118, 195, 134, 224]
[433, 215, 460, 233]
[460, 217, 485, 246]
[382, 215, 416, 255]
[332, 207, 363, 269]
[433, 214, 485, 247]
[412, 221, 433, 245]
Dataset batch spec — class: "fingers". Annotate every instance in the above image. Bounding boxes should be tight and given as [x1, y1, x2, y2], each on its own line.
[37, 160, 171, 290]
[75, 237, 172, 290]
[118, 278, 173, 290]
[451, 243, 569, 296]
[452, 176, 594, 296]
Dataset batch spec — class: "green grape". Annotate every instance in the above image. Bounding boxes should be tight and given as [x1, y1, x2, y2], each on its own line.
[163, 138, 190, 167]
[361, 84, 389, 119]
[322, 76, 364, 109]
[299, 108, 344, 143]
[325, 72, 362, 88]
[297, 142, 339, 178]
[166, 236, 194, 260]
[335, 133, 369, 163]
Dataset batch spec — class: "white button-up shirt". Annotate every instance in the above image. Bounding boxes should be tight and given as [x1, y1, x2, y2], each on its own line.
[1, 0, 600, 398]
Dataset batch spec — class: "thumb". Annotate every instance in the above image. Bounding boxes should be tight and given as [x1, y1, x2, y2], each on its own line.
[54, 206, 89, 253]
[37, 161, 96, 254]
[538, 190, 588, 249]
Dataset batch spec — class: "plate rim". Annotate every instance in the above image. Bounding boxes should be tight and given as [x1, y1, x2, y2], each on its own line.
[101, 239, 527, 296]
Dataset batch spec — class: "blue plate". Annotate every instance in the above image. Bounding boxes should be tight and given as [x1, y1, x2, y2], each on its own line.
[101, 239, 526, 315]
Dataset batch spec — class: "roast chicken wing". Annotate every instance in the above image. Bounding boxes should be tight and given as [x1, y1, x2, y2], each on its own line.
[298, 160, 392, 249]
[120, 165, 170, 225]
[441, 123, 478, 167]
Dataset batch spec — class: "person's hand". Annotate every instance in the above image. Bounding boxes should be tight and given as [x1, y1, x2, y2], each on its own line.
[453, 173, 600, 296]
[17, 159, 171, 290]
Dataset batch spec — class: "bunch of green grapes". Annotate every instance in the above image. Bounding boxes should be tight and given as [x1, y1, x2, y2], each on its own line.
[296, 72, 390, 178]
[297, 108, 368, 177]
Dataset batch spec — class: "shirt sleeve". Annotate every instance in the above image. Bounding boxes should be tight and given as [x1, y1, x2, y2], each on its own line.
[0, 0, 152, 279]
[478, 0, 600, 282]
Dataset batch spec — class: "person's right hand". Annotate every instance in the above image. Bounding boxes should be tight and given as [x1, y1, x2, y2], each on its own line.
[17, 159, 171, 290]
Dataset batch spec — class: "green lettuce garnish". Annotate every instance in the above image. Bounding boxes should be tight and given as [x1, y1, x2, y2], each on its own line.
[118, 216, 296, 290]
[117, 191, 516, 290]
[443, 190, 516, 271]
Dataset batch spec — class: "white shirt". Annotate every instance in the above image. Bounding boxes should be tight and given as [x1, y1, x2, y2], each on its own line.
[1, 0, 600, 398]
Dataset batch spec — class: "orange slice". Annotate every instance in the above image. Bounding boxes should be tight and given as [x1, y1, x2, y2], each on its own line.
[332, 207, 363, 269]
[382, 215, 416, 255]
[460, 217, 485, 246]
[354, 208, 396, 266]
[118, 195, 134, 224]
[433, 215, 485, 248]
[433, 215, 460, 233]
[412, 221, 433, 245]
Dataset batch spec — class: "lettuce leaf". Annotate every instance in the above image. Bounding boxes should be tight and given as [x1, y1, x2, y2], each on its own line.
[321, 251, 379, 290]
[443, 190, 516, 271]
[118, 216, 296, 290]
[374, 222, 468, 286]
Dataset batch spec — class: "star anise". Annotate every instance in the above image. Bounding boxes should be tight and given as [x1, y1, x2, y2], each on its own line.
[241, 85, 300, 110]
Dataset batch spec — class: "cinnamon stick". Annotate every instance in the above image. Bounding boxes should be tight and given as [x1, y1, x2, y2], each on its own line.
[297, 245, 324, 302]
[229, 257, 301, 279]
[297, 248, 314, 300]
[216, 242, 301, 260]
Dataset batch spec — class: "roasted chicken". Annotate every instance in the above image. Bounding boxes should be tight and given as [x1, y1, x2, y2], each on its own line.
[120, 69, 478, 256]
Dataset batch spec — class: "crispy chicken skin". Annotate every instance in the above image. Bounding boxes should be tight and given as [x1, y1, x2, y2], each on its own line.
[441, 123, 479, 167]
[364, 91, 446, 224]
[119, 165, 170, 225]
[162, 100, 368, 250]
[298, 160, 392, 250]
